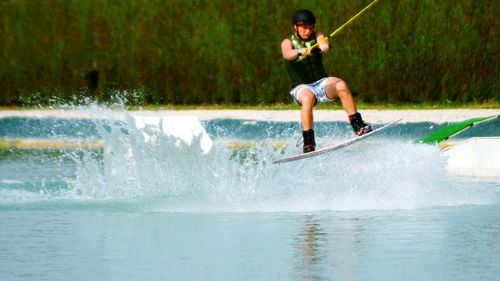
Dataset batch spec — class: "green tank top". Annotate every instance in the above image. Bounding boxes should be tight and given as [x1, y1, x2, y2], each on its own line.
[285, 33, 328, 87]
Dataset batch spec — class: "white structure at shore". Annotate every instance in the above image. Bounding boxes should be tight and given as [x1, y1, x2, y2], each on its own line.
[444, 137, 500, 178]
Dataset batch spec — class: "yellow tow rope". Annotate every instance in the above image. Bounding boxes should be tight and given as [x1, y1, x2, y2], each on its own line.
[304, 0, 381, 53]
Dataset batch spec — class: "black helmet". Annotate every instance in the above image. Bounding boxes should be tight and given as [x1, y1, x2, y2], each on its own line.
[292, 9, 316, 26]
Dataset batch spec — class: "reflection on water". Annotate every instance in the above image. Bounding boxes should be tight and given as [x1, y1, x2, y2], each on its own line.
[295, 215, 362, 281]
[296, 215, 326, 281]
[290, 207, 500, 281]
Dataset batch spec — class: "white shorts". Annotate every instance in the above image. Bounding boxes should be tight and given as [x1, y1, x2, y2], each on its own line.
[290, 77, 334, 106]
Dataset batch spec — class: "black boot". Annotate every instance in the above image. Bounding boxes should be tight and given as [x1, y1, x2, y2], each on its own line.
[349, 112, 373, 136]
[302, 129, 316, 153]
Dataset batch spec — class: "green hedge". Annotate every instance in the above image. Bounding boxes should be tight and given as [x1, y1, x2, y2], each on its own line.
[1, 0, 498, 105]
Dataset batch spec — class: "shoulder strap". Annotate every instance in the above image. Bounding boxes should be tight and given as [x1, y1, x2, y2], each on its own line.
[290, 33, 317, 49]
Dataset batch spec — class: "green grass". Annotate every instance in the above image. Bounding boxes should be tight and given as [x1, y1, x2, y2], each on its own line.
[1, 0, 498, 105]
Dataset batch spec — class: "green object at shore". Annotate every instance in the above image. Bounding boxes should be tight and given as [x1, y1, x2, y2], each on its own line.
[420, 115, 499, 144]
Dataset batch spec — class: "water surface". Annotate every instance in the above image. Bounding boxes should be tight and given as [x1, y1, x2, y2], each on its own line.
[0, 111, 498, 281]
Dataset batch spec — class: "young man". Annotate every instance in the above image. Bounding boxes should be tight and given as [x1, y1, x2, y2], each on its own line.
[281, 9, 372, 153]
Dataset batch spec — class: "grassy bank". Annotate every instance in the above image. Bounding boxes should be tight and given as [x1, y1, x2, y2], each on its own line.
[1, 0, 498, 105]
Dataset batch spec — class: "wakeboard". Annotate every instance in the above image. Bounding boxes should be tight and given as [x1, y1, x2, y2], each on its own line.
[272, 118, 403, 164]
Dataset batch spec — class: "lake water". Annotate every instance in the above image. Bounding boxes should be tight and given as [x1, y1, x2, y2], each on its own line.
[0, 110, 499, 281]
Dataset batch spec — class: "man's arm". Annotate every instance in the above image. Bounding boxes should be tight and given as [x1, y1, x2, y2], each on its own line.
[281, 38, 308, 61]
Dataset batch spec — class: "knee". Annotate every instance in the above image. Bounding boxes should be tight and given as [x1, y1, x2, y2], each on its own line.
[325, 78, 351, 99]
[335, 79, 349, 93]
[332, 80, 353, 100]
[299, 91, 316, 107]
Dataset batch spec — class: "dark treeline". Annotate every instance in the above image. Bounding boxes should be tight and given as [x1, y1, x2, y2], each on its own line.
[0, 0, 498, 105]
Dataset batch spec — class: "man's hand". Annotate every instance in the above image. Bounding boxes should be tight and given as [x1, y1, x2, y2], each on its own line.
[310, 47, 322, 54]
[300, 47, 320, 56]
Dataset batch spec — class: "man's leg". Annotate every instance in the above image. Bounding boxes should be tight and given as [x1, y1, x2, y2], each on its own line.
[297, 89, 317, 152]
[324, 77, 357, 115]
[297, 89, 316, 131]
[324, 77, 372, 136]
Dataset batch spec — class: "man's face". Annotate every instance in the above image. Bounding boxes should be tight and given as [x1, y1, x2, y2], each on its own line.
[295, 24, 314, 39]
